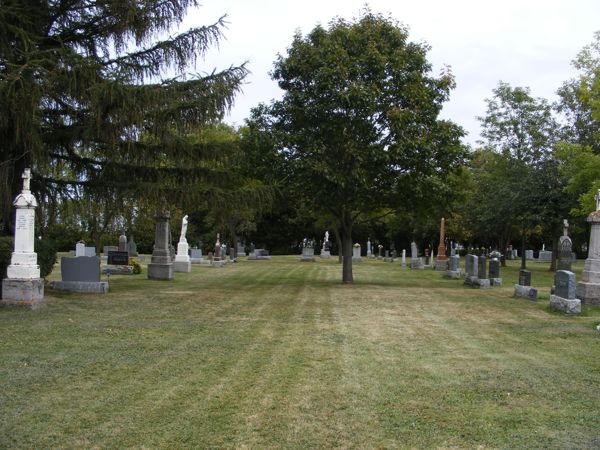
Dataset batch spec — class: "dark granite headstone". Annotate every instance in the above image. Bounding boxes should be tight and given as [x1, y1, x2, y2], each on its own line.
[519, 269, 531, 286]
[558, 237, 573, 271]
[61, 256, 101, 282]
[489, 259, 500, 278]
[555, 270, 576, 299]
[477, 256, 487, 279]
[108, 251, 129, 265]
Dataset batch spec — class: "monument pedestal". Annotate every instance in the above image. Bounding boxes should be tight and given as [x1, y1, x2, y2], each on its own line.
[147, 213, 173, 281]
[434, 258, 448, 271]
[576, 210, 600, 304]
[1, 278, 44, 308]
[320, 250, 331, 259]
[300, 247, 315, 262]
[173, 260, 192, 272]
[50, 280, 108, 294]
[173, 241, 192, 273]
[549, 294, 581, 314]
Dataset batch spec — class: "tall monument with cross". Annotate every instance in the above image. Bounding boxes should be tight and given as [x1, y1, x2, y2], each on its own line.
[576, 188, 600, 304]
[1, 169, 44, 308]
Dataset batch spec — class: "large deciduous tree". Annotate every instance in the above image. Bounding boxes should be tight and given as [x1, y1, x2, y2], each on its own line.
[251, 10, 466, 283]
[0, 0, 248, 233]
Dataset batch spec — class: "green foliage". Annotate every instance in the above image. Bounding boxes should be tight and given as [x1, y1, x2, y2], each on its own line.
[0, 236, 12, 279]
[555, 143, 600, 216]
[34, 239, 57, 278]
[0, 0, 248, 230]
[128, 258, 142, 275]
[251, 10, 467, 281]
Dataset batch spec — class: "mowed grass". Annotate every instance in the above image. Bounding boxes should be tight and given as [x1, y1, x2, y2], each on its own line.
[1, 256, 600, 449]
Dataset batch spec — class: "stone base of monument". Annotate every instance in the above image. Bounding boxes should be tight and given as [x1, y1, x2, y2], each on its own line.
[435, 259, 449, 271]
[211, 259, 226, 268]
[473, 278, 490, 289]
[1, 278, 44, 308]
[514, 284, 538, 301]
[320, 251, 331, 259]
[490, 278, 503, 286]
[410, 259, 423, 269]
[444, 269, 461, 279]
[352, 256, 362, 262]
[102, 264, 134, 275]
[549, 294, 581, 314]
[173, 260, 192, 272]
[464, 275, 477, 285]
[147, 263, 173, 280]
[575, 281, 600, 305]
[50, 280, 109, 294]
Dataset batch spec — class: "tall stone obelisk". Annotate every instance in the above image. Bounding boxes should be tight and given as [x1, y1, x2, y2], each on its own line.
[435, 217, 449, 271]
[576, 190, 600, 304]
[1, 169, 44, 308]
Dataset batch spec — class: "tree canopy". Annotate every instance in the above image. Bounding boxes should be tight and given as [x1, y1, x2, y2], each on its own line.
[0, 0, 248, 232]
[249, 10, 467, 282]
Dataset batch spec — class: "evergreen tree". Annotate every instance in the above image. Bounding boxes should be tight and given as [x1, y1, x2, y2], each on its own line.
[0, 0, 248, 232]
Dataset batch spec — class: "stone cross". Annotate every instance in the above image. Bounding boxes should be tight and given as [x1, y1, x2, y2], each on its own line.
[22, 168, 31, 191]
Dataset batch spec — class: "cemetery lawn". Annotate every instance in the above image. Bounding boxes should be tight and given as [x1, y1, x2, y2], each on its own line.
[1, 257, 600, 449]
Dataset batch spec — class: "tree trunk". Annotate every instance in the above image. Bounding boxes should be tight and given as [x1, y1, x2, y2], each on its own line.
[342, 231, 353, 284]
[333, 226, 343, 264]
[520, 228, 526, 270]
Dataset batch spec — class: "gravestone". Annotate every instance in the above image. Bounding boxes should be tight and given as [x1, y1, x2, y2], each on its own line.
[525, 250, 534, 260]
[377, 245, 383, 260]
[477, 256, 487, 279]
[50, 256, 108, 294]
[1, 169, 44, 308]
[410, 242, 423, 269]
[514, 269, 537, 300]
[127, 236, 139, 257]
[76, 241, 86, 257]
[401, 249, 406, 268]
[352, 244, 362, 262]
[576, 194, 600, 304]
[538, 249, 552, 261]
[435, 217, 448, 270]
[147, 212, 173, 279]
[558, 219, 573, 271]
[190, 248, 204, 264]
[84, 246, 96, 257]
[550, 270, 581, 314]
[366, 238, 372, 258]
[300, 238, 315, 262]
[118, 233, 127, 252]
[212, 233, 225, 267]
[173, 215, 192, 272]
[237, 242, 247, 257]
[384, 250, 392, 263]
[105, 250, 133, 274]
[489, 257, 502, 286]
[464, 254, 478, 286]
[320, 231, 331, 259]
[444, 255, 461, 279]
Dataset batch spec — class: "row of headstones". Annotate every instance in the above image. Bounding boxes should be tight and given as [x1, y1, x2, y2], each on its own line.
[452, 254, 502, 288]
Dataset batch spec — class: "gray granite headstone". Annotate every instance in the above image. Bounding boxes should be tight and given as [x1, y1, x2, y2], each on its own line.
[477, 256, 487, 279]
[449, 255, 459, 271]
[555, 270, 576, 299]
[61, 256, 101, 282]
[489, 259, 500, 278]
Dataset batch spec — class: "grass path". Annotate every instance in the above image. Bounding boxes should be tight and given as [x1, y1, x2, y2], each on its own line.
[1, 256, 599, 448]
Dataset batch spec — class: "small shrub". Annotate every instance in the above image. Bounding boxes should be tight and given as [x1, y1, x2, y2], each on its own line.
[129, 258, 142, 274]
[35, 239, 57, 278]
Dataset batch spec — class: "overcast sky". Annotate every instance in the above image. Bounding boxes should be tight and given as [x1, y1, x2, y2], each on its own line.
[180, 0, 600, 146]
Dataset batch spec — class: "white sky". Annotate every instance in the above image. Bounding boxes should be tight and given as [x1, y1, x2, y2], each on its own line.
[180, 0, 600, 146]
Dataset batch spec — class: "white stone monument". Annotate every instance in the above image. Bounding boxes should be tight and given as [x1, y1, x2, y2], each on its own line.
[401, 249, 406, 267]
[576, 190, 600, 304]
[2, 169, 44, 308]
[352, 243, 362, 262]
[173, 215, 191, 273]
[320, 231, 331, 259]
[367, 238, 372, 258]
[75, 241, 86, 257]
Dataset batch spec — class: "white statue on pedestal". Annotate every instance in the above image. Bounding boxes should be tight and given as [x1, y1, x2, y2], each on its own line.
[179, 215, 188, 243]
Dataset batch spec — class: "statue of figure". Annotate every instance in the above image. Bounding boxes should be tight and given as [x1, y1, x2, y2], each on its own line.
[216, 233, 220, 246]
[325, 231, 329, 243]
[563, 219, 569, 236]
[180, 215, 188, 242]
[302, 238, 307, 248]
